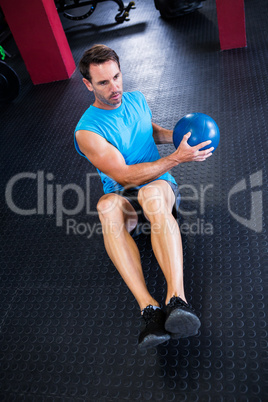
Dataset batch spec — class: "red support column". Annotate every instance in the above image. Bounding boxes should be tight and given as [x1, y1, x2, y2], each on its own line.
[216, 0, 247, 50]
[0, 0, 76, 84]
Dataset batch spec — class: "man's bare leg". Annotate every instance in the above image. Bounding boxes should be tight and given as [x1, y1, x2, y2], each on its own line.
[138, 180, 201, 338]
[97, 193, 159, 311]
[138, 180, 186, 305]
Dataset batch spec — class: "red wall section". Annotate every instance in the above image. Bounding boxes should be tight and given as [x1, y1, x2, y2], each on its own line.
[216, 0, 247, 50]
[0, 0, 76, 84]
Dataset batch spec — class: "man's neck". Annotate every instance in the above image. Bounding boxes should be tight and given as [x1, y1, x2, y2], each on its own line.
[93, 98, 122, 111]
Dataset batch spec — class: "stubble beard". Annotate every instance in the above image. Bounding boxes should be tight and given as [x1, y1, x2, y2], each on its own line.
[96, 91, 122, 107]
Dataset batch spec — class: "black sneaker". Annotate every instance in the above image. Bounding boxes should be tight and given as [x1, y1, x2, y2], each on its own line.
[138, 306, 170, 350]
[165, 296, 201, 339]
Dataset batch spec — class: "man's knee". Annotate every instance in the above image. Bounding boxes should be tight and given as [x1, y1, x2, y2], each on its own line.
[138, 181, 176, 220]
[97, 194, 136, 223]
[97, 194, 138, 235]
[97, 194, 121, 219]
[138, 184, 166, 216]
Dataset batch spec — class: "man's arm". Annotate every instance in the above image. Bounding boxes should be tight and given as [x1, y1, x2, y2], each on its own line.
[76, 130, 214, 188]
[152, 122, 173, 144]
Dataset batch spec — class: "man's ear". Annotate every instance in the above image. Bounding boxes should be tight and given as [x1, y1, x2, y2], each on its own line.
[82, 78, 94, 92]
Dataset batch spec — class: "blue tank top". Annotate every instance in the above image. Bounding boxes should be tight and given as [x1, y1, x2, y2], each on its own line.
[74, 91, 176, 194]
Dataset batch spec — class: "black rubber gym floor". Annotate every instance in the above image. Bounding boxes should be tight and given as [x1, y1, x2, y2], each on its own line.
[1, 0, 267, 400]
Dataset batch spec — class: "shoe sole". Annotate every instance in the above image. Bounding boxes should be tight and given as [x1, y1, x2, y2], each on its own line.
[138, 334, 170, 351]
[165, 309, 201, 338]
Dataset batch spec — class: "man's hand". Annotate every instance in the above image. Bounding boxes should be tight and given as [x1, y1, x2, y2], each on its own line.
[171, 132, 214, 163]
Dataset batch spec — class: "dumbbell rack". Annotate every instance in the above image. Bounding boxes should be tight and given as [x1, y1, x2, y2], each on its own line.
[55, 0, 135, 23]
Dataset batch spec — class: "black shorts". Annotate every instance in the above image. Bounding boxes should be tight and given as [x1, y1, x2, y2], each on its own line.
[114, 181, 181, 237]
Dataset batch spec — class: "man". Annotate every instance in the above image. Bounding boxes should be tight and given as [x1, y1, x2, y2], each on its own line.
[74, 44, 213, 350]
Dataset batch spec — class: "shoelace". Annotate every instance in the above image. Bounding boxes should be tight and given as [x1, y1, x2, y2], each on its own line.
[142, 306, 160, 325]
[168, 296, 189, 309]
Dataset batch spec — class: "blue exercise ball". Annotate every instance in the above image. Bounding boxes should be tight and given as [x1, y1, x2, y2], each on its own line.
[173, 113, 220, 153]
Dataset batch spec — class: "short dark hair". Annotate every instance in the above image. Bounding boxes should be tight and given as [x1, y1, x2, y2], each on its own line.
[79, 44, 120, 82]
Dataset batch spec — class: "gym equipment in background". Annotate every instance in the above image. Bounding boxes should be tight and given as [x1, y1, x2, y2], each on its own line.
[0, 60, 20, 102]
[154, 0, 204, 19]
[55, 0, 135, 23]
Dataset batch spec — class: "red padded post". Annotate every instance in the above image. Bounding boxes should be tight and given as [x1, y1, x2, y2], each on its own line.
[216, 0, 247, 50]
[0, 0, 76, 84]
